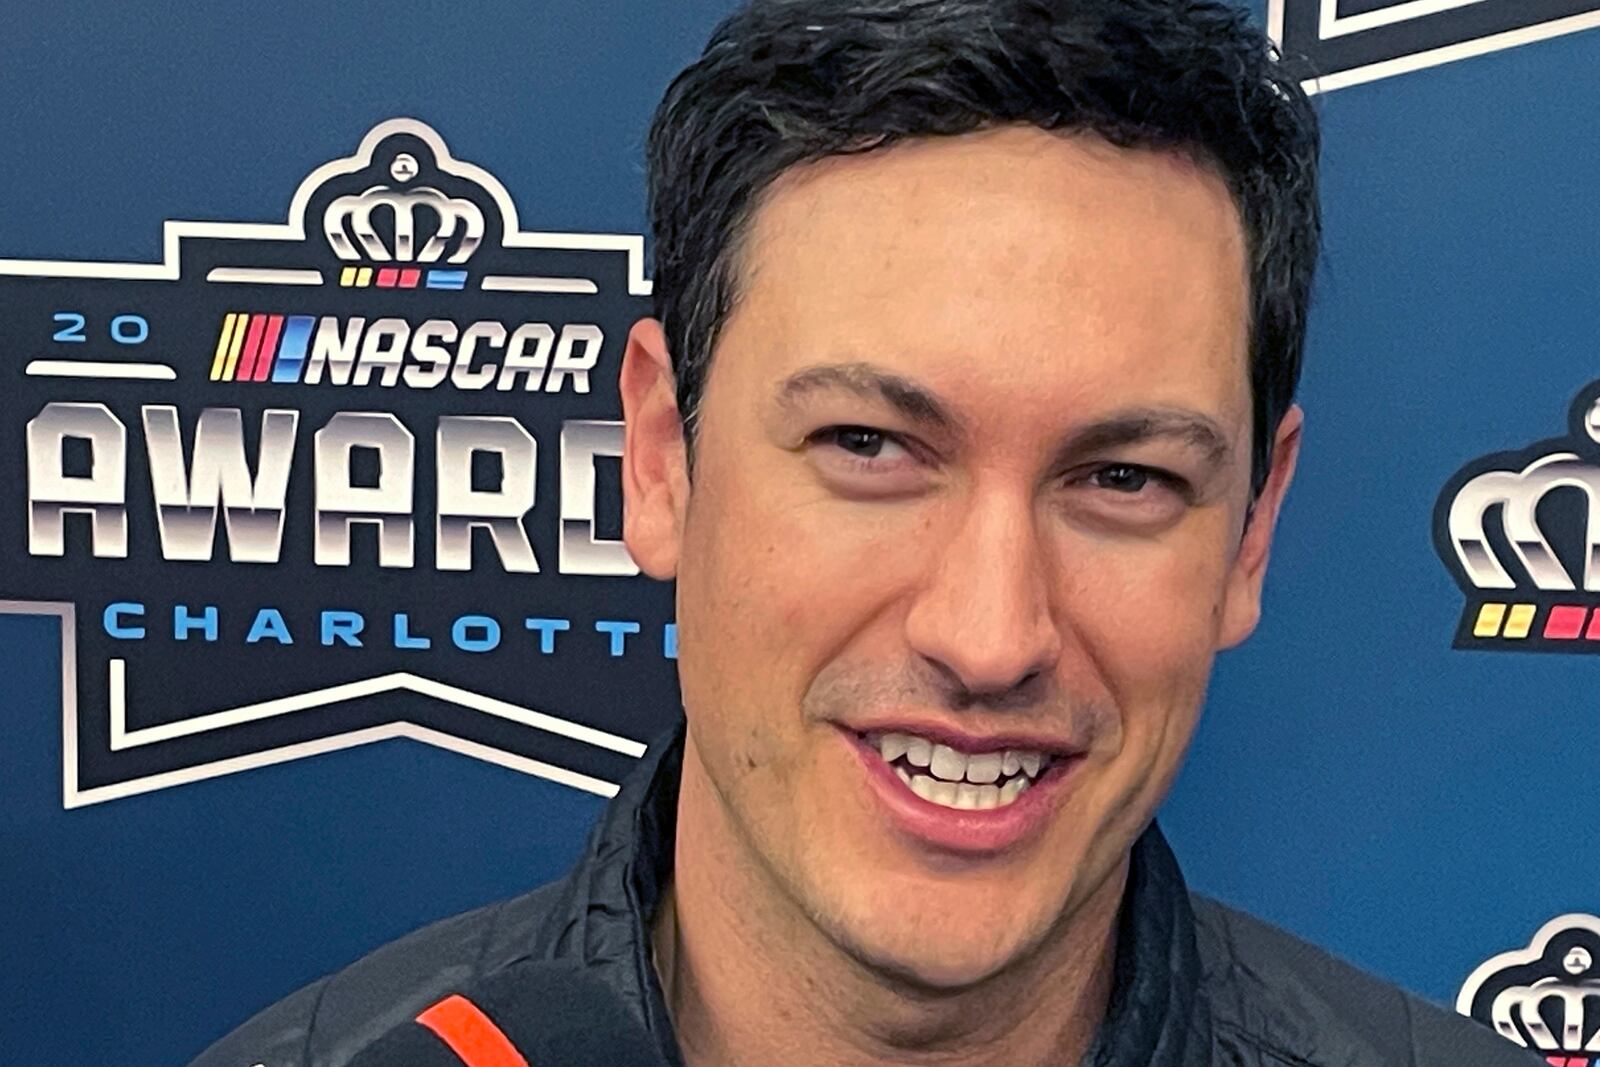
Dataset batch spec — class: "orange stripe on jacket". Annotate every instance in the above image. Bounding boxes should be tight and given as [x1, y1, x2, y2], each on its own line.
[416, 994, 531, 1067]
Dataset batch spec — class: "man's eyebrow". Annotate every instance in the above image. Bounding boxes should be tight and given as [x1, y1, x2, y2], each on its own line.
[1061, 410, 1232, 467]
[774, 362, 964, 434]
[774, 366, 1231, 465]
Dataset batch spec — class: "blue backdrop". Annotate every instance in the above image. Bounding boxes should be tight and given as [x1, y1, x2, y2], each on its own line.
[2, 2, 1596, 1063]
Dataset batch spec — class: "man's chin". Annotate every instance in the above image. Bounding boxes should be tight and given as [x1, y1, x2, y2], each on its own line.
[833, 924, 1035, 994]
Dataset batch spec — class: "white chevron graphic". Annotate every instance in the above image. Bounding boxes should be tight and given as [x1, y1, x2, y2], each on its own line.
[0, 601, 646, 809]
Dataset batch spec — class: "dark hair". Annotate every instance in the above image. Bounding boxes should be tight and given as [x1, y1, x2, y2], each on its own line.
[646, 0, 1320, 496]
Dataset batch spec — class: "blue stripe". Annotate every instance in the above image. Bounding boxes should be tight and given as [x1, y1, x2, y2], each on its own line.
[271, 315, 316, 382]
[426, 270, 468, 290]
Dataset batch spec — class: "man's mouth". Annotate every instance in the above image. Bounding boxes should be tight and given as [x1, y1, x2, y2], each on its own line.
[861, 731, 1057, 811]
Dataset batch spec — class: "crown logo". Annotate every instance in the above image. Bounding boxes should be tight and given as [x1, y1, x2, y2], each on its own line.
[1434, 381, 1600, 649]
[1459, 914, 1600, 1061]
[322, 152, 485, 265]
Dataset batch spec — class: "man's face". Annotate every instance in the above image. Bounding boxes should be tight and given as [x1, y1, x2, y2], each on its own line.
[623, 126, 1298, 988]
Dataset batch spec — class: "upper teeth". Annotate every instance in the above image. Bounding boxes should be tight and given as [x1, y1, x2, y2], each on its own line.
[874, 732, 1048, 785]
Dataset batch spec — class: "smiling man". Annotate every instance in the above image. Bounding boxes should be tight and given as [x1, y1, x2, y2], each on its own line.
[191, 2, 1540, 1066]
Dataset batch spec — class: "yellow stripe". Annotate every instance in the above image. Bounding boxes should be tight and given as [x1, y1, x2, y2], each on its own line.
[1503, 604, 1537, 640]
[209, 314, 238, 381]
[1472, 603, 1507, 638]
[221, 313, 249, 380]
[340, 266, 356, 287]
[355, 267, 372, 287]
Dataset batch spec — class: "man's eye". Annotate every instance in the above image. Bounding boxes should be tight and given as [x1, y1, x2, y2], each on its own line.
[1091, 464, 1153, 493]
[819, 426, 904, 461]
[806, 427, 928, 497]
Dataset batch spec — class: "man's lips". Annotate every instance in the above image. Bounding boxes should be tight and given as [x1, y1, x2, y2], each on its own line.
[838, 726, 1083, 856]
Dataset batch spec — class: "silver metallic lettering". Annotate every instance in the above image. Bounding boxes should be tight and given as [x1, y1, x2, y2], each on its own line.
[352, 317, 409, 387]
[314, 412, 416, 568]
[559, 419, 638, 576]
[26, 402, 128, 558]
[450, 322, 505, 390]
[404, 319, 455, 389]
[496, 323, 556, 391]
[545, 323, 602, 394]
[143, 405, 299, 563]
[304, 316, 364, 386]
[436, 416, 538, 572]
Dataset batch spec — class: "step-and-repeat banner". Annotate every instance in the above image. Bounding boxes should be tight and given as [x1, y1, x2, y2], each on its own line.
[2, 2, 1596, 1063]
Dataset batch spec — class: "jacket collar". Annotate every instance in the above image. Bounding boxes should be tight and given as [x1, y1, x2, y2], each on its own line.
[568, 719, 1208, 1066]
[1084, 819, 1211, 1066]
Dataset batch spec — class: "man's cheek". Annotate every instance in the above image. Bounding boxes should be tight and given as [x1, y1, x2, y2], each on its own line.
[728, 529, 900, 662]
[1070, 555, 1222, 751]
[1084, 533, 1235, 646]
[683, 577, 811, 773]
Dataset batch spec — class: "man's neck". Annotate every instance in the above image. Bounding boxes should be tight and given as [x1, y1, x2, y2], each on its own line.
[654, 743, 1125, 1067]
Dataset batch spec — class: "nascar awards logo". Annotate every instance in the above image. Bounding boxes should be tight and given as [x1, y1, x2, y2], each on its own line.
[0, 118, 677, 807]
[1269, 0, 1600, 92]
[1434, 380, 1600, 653]
[1459, 914, 1600, 1063]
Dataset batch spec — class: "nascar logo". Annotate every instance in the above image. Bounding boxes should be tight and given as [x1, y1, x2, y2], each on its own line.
[204, 313, 603, 391]
[1434, 381, 1600, 653]
[1459, 914, 1600, 1062]
[0, 118, 677, 808]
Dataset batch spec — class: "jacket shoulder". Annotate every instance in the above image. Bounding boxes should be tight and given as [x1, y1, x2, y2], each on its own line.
[187, 879, 572, 1067]
[1191, 896, 1540, 1066]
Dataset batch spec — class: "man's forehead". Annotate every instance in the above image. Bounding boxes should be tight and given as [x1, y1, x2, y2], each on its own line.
[747, 126, 1244, 254]
[734, 128, 1247, 323]
[717, 127, 1252, 427]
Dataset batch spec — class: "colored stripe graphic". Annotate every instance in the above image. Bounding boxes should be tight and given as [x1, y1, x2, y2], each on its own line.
[272, 316, 315, 383]
[235, 314, 269, 381]
[416, 995, 529, 1067]
[1544, 605, 1588, 640]
[427, 270, 468, 290]
[1503, 604, 1537, 640]
[252, 315, 285, 382]
[210, 314, 239, 381]
[1472, 603, 1506, 638]
[222, 313, 249, 381]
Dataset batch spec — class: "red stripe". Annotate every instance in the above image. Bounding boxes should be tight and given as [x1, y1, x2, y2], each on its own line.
[236, 314, 268, 381]
[252, 315, 285, 381]
[416, 995, 530, 1067]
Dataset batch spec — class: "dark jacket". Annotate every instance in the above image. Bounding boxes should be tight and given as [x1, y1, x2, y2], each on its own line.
[190, 725, 1538, 1066]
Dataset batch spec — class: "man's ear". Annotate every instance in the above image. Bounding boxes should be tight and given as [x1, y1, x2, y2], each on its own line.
[620, 318, 690, 580]
[1217, 404, 1304, 650]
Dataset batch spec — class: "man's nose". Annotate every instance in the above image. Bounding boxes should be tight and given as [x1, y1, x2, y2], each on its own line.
[903, 490, 1063, 699]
